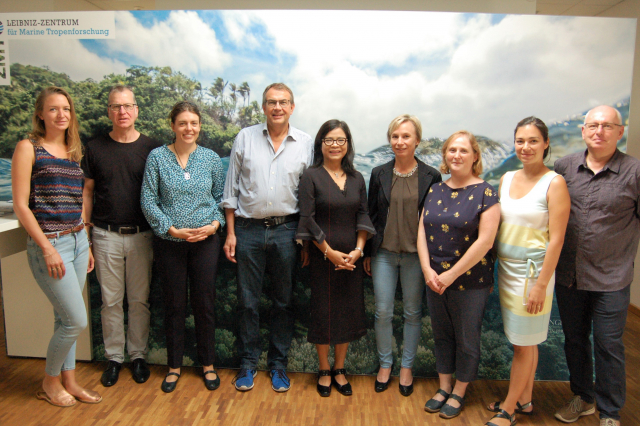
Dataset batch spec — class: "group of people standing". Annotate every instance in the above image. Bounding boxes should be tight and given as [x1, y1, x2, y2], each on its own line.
[12, 82, 637, 426]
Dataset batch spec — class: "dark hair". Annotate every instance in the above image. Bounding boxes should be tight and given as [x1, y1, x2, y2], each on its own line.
[312, 119, 356, 176]
[514, 116, 550, 160]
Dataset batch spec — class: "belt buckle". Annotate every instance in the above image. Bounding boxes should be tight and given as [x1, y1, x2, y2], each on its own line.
[263, 217, 275, 227]
[119, 226, 137, 234]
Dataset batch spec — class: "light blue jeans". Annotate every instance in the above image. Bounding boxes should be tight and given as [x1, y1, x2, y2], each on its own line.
[372, 249, 424, 369]
[27, 228, 90, 376]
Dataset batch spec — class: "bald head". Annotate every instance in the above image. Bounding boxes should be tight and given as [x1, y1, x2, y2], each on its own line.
[584, 105, 623, 126]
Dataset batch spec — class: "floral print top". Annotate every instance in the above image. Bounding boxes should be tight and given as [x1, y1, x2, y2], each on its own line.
[423, 181, 499, 290]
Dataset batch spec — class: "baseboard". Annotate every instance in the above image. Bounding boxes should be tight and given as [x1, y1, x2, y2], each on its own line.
[630, 303, 640, 318]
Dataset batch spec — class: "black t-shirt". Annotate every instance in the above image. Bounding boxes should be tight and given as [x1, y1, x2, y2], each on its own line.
[82, 133, 162, 227]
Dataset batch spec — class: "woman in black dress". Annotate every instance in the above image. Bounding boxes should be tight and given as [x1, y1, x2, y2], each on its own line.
[297, 119, 375, 397]
[417, 130, 500, 419]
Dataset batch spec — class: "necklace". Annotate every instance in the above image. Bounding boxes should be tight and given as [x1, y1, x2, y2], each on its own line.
[174, 144, 192, 180]
[393, 163, 418, 178]
[324, 165, 344, 178]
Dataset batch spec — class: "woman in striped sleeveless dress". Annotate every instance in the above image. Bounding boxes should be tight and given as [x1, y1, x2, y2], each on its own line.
[484, 117, 570, 426]
[12, 87, 101, 407]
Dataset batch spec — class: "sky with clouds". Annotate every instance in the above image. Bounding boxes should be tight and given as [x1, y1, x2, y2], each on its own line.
[8, 10, 636, 152]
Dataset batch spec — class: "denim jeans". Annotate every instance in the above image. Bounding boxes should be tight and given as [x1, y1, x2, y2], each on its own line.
[27, 228, 90, 376]
[372, 249, 424, 369]
[556, 284, 630, 420]
[235, 218, 298, 369]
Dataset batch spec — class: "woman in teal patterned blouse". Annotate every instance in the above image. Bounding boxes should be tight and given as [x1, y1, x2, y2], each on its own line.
[141, 101, 225, 393]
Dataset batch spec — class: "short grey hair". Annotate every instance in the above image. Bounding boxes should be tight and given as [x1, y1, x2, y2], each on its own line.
[108, 84, 136, 104]
[262, 83, 294, 106]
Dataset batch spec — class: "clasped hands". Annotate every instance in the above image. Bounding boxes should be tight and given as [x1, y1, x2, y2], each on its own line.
[169, 224, 217, 242]
[326, 247, 360, 271]
[425, 269, 456, 294]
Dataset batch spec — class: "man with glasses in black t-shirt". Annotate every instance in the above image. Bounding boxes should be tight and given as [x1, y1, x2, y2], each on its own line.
[82, 85, 162, 387]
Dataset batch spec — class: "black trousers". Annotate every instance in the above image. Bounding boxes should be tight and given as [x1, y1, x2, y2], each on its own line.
[426, 286, 490, 382]
[556, 284, 630, 420]
[154, 234, 220, 369]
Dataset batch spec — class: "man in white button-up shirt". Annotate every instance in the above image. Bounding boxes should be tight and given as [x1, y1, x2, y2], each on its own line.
[221, 83, 313, 393]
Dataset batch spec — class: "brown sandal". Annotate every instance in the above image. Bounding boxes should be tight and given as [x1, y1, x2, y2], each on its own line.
[36, 391, 76, 408]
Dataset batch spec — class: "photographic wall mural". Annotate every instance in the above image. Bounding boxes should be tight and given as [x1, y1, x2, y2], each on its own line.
[0, 9, 635, 379]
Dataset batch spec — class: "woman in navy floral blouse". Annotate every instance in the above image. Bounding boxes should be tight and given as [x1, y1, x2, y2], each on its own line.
[141, 101, 225, 393]
[417, 131, 500, 420]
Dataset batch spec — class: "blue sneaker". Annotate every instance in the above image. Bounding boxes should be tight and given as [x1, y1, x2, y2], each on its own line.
[270, 369, 290, 392]
[232, 369, 257, 391]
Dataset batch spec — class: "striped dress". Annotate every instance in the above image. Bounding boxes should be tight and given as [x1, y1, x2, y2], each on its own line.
[28, 142, 84, 232]
[496, 170, 558, 346]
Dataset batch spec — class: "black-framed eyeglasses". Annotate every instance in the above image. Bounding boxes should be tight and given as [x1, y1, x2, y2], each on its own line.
[584, 122, 622, 132]
[322, 138, 348, 146]
[265, 99, 291, 108]
[108, 103, 137, 112]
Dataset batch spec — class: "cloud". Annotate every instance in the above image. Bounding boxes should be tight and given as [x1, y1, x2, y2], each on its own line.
[104, 11, 230, 77]
[249, 11, 635, 151]
[9, 39, 127, 81]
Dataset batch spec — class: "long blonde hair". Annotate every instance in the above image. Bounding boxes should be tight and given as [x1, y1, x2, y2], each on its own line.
[30, 86, 83, 163]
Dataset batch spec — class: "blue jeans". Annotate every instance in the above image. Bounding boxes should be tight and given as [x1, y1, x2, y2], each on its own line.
[27, 229, 90, 376]
[556, 284, 630, 420]
[372, 249, 424, 369]
[235, 218, 298, 369]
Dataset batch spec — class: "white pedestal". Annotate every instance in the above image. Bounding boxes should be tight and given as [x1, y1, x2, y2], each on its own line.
[0, 214, 93, 360]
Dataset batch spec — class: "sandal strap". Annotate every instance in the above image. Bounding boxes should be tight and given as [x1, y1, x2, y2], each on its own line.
[517, 401, 533, 410]
[332, 368, 347, 376]
[448, 393, 465, 404]
[490, 401, 502, 412]
[492, 409, 515, 421]
[436, 388, 451, 398]
[318, 370, 331, 377]
[166, 372, 181, 378]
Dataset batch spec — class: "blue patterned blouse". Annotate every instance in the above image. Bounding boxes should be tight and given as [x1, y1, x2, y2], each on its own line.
[141, 145, 226, 242]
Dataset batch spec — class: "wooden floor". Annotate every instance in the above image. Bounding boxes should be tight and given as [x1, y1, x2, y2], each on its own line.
[0, 304, 638, 426]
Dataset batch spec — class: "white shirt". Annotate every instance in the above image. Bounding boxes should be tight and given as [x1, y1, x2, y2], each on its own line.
[220, 122, 313, 218]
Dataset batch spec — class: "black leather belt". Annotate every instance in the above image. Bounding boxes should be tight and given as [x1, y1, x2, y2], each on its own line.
[243, 214, 299, 227]
[93, 220, 150, 234]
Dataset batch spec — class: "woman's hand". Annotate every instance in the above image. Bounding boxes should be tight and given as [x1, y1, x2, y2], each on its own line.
[327, 248, 355, 271]
[527, 284, 547, 315]
[363, 257, 371, 276]
[169, 226, 199, 241]
[341, 249, 362, 270]
[87, 247, 95, 273]
[433, 270, 458, 294]
[43, 246, 66, 279]
[423, 267, 441, 293]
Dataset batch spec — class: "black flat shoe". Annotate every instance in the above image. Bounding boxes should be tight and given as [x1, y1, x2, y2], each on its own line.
[317, 370, 331, 397]
[101, 361, 122, 387]
[399, 382, 414, 397]
[203, 370, 220, 391]
[439, 393, 465, 419]
[161, 371, 181, 393]
[425, 388, 451, 413]
[332, 368, 352, 396]
[131, 359, 150, 384]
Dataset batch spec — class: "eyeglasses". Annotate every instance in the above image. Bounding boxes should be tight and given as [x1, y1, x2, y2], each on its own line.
[584, 122, 623, 132]
[108, 103, 137, 112]
[322, 138, 348, 146]
[265, 99, 291, 108]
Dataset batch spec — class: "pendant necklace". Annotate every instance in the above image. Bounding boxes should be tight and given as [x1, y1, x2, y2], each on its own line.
[174, 144, 191, 180]
[324, 165, 343, 178]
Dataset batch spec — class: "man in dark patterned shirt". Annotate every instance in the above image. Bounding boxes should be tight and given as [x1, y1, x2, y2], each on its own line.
[553, 105, 639, 426]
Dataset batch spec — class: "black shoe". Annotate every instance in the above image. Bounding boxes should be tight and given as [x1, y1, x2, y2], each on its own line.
[425, 388, 450, 413]
[161, 371, 181, 393]
[317, 370, 331, 397]
[101, 361, 122, 387]
[374, 378, 390, 393]
[131, 359, 150, 384]
[399, 382, 414, 397]
[439, 393, 465, 419]
[331, 368, 352, 396]
[203, 370, 220, 391]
